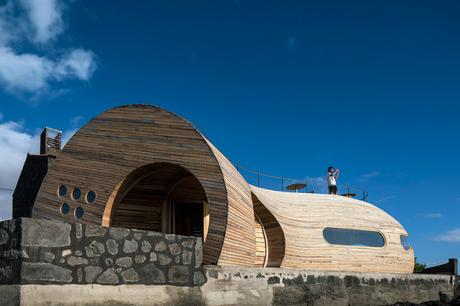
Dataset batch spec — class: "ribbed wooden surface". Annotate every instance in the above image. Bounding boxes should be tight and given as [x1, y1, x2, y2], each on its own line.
[30, 104, 413, 272]
[109, 166, 206, 232]
[252, 193, 286, 267]
[33, 105, 231, 265]
[110, 165, 175, 231]
[251, 186, 414, 273]
[206, 141, 256, 266]
[254, 214, 267, 267]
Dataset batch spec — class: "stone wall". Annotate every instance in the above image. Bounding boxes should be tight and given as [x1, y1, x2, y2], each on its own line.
[0, 218, 205, 286]
[0, 219, 21, 284]
[456, 276, 460, 298]
[0, 267, 457, 306]
[1, 218, 457, 305]
[202, 266, 457, 306]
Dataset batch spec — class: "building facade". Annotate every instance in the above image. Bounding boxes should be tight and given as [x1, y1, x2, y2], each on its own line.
[13, 104, 414, 273]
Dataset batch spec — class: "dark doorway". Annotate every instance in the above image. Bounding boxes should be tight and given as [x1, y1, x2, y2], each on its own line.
[173, 202, 203, 238]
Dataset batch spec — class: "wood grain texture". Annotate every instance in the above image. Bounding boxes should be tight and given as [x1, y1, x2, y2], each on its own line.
[32, 105, 232, 265]
[254, 213, 267, 267]
[108, 164, 206, 232]
[206, 140, 256, 266]
[252, 193, 286, 267]
[30, 104, 414, 272]
[251, 185, 415, 273]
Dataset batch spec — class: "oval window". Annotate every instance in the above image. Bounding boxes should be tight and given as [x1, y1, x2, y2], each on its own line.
[60, 203, 70, 214]
[72, 188, 81, 200]
[58, 185, 67, 197]
[86, 191, 97, 204]
[323, 227, 385, 247]
[75, 207, 84, 219]
[400, 235, 411, 251]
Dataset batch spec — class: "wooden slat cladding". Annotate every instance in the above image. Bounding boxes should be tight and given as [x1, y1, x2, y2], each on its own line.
[206, 140, 256, 267]
[251, 186, 415, 274]
[110, 164, 180, 232]
[109, 164, 206, 232]
[254, 214, 267, 267]
[252, 193, 286, 267]
[32, 105, 228, 265]
[30, 104, 413, 272]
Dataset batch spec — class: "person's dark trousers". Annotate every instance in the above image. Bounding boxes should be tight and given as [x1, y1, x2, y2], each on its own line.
[328, 185, 338, 195]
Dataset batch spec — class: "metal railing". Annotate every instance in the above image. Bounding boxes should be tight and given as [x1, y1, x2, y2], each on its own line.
[236, 164, 369, 201]
[187, 122, 369, 200]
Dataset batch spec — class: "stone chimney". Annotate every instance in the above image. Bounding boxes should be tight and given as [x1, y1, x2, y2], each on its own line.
[40, 127, 62, 155]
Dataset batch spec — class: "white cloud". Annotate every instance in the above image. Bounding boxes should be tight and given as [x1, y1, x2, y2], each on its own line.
[0, 47, 52, 92]
[20, 0, 64, 44]
[301, 176, 327, 193]
[359, 171, 380, 180]
[0, 116, 77, 221]
[0, 2, 18, 46]
[433, 228, 460, 242]
[0, 119, 39, 221]
[0, 192, 13, 221]
[375, 195, 396, 204]
[417, 213, 443, 219]
[0, 46, 96, 93]
[54, 49, 97, 81]
[0, 0, 97, 96]
[62, 128, 76, 146]
[70, 115, 84, 127]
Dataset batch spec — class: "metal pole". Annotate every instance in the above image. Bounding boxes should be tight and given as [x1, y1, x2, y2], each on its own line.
[281, 177, 284, 191]
[257, 173, 260, 187]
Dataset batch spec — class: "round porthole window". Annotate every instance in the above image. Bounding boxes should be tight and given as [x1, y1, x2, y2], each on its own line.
[75, 207, 84, 219]
[60, 203, 70, 214]
[58, 185, 67, 198]
[86, 191, 97, 204]
[72, 188, 81, 200]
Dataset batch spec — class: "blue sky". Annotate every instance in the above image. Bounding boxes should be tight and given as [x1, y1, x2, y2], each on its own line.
[0, 0, 459, 266]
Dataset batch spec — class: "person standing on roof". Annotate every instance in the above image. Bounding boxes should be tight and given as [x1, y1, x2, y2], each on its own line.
[327, 166, 340, 195]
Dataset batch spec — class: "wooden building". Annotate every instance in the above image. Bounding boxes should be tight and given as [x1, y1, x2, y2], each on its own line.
[14, 104, 414, 273]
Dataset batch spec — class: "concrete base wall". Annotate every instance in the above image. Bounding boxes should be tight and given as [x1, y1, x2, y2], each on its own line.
[0, 266, 457, 306]
[0, 284, 204, 306]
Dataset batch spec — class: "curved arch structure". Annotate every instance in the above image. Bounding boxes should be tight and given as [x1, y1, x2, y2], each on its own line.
[29, 104, 414, 273]
[251, 186, 414, 273]
[32, 105, 255, 266]
[252, 192, 286, 267]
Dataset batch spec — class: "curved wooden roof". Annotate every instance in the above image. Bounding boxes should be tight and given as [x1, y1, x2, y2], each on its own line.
[32, 105, 255, 266]
[31, 104, 414, 273]
[251, 186, 414, 273]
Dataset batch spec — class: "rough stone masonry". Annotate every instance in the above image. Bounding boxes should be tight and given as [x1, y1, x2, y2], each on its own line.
[0, 218, 457, 306]
[0, 218, 205, 286]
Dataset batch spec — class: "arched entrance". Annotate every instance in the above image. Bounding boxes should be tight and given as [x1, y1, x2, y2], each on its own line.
[103, 163, 209, 240]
